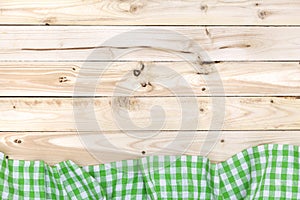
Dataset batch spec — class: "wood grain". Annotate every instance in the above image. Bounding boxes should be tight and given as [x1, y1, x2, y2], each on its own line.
[0, 0, 299, 166]
[0, 0, 299, 25]
[0, 97, 299, 131]
[0, 62, 299, 96]
[2, 131, 300, 165]
[0, 27, 299, 61]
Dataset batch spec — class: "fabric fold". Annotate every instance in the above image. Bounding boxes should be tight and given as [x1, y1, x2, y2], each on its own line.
[0, 154, 46, 199]
[0, 144, 299, 199]
[139, 155, 219, 199]
[56, 160, 105, 199]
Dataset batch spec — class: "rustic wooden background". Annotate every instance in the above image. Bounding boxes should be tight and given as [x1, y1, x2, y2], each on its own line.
[0, 0, 299, 165]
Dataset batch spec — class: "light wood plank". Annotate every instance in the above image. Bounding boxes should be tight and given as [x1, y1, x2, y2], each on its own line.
[0, 27, 299, 61]
[0, 97, 299, 131]
[0, 62, 299, 96]
[2, 131, 300, 165]
[0, 0, 299, 25]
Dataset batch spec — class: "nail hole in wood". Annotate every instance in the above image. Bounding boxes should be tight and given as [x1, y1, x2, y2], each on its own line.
[72, 67, 76, 71]
[45, 23, 50, 26]
[141, 83, 147, 87]
[202, 87, 206, 91]
[141, 151, 146, 155]
[270, 99, 274, 103]
[14, 139, 22, 144]
[13, 106, 16, 109]
[5, 156, 9, 159]
[220, 139, 225, 143]
[200, 108, 204, 112]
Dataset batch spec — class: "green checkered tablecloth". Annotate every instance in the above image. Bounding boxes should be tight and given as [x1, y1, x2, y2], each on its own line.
[0, 144, 299, 199]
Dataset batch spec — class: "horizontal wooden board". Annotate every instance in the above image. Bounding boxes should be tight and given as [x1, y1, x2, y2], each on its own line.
[0, 62, 299, 96]
[0, 97, 299, 131]
[0, 27, 299, 61]
[0, 0, 299, 25]
[2, 131, 300, 165]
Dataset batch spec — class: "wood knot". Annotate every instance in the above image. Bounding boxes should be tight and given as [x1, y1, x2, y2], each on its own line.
[130, 5, 137, 12]
[113, 96, 139, 111]
[59, 76, 69, 83]
[129, 4, 143, 13]
[200, 4, 208, 12]
[205, 27, 211, 38]
[133, 62, 145, 77]
[133, 70, 141, 77]
[43, 17, 57, 25]
[197, 71, 210, 75]
[258, 10, 269, 20]
[140, 82, 152, 88]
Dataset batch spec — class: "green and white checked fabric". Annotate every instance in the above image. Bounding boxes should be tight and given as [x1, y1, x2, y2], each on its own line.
[0, 144, 299, 199]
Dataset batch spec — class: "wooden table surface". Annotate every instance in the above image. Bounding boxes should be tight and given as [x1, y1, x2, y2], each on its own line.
[0, 0, 299, 165]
